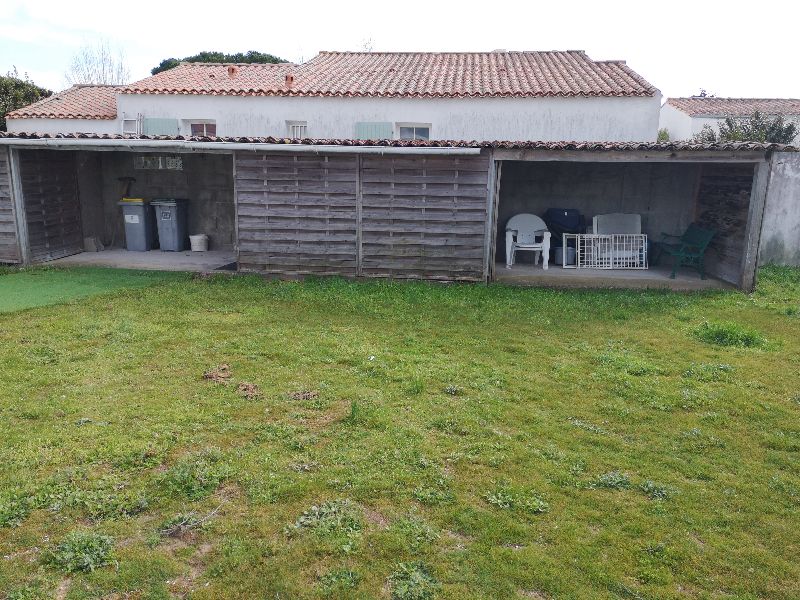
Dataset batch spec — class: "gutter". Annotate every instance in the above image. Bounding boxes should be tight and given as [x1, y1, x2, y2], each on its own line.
[0, 138, 482, 155]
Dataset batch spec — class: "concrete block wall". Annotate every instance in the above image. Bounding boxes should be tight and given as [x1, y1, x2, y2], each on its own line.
[76, 152, 235, 251]
[495, 161, 701, 258]
[759, 152, 800, 266]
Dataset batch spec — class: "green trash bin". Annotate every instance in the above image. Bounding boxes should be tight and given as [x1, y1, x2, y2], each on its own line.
[151, 199, 189, 251]
[118, 199, 156, 251]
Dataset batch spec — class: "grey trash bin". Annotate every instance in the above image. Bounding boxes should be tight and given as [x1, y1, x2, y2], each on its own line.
[555, 246, 576, 266]
[118, 199, 156, 251]
[151, 199, 189, 251]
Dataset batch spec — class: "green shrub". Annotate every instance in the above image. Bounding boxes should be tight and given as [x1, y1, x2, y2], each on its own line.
[43, 530, 114, 573]
[484, 485, 549, 514]
[388, 561, 439, 600]
[161, 448, 232, 500]
[640, 480, 674, 501]
[693, 321, 765, 348]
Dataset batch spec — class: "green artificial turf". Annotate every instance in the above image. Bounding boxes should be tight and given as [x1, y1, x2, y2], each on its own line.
[0, 266, 187, 313]
[0, 266, 798, 599]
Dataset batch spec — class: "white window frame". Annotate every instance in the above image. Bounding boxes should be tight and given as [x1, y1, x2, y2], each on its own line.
[395, 122, 432, 140]
[121, 116, 140, 135]
[286, 120, 308, 138]
[184, 120, 217, 137]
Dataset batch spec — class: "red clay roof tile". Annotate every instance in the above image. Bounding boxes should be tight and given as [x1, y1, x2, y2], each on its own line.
[121, 51, 657, 98]
[667, 97, 800, 117]
[6, 85, 119, 120]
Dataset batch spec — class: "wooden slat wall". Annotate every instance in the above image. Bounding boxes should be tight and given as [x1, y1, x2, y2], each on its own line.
[19, 150, 83, 263]
[0, 147, 21, 263]
[360, 155, 489, 280]
[233, 152, 491, 281]
[235, 153, 358, 276]
[694, 163, 756, 285]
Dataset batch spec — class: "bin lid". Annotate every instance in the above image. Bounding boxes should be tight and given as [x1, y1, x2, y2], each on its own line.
[118, 198, 147, 205]
[151, 198, 188, 206]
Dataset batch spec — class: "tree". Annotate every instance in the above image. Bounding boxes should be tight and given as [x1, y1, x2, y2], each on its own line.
[693, 111, 798, 144]
[0, 68, 52, 131]
[150, 50, 287, 75]
[65, 40, 130, 85]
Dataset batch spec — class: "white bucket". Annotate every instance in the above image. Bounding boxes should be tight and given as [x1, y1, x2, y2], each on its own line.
[189, 234, 209, 252]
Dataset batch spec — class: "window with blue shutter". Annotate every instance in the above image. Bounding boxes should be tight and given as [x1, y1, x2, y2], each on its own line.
[354, 122, 393, 140]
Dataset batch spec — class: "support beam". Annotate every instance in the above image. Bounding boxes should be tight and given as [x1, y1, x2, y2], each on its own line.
[493, 149, 769, 163]
[740, 160, 771, 291]
[7, 148, 30, 265]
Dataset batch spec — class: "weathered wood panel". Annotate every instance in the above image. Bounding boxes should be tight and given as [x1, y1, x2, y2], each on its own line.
[234, 153, 358, 276]
[359, 154, 490, 280]
[233, 152, 491, 281]
[694, 163, 756, 285]
[19, 150, 82, 263]
[0, 147, 21, 263]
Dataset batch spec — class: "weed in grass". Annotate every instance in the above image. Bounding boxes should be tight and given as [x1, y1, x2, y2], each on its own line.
[693, 321, 766, 348]
[319, 568, 361, 594]
[430, 417, 470, 436]
[484, 485, 549, 514]
[161, 448, 233, 501]
[639, 481, 675, 501]
[286, 499, 363, 538]
[33, 474, 148, 521]
[597, 345, 661, 376]
[679, 428, 725, 452]
[158, 512, 203, 537]
[769, 474, 799, 505]
[388, 561, 440, 600]
[444, 385, 463, 396]
[682, 363, 735, 382]
[412, 480, 454, 506]
[43, 530, 115, 573]
[7, 585, 48, 600]
[393, 515, 440, 551]
[569, 417, 608, 435]
[237, 382, 262, 400]
[405, 378, 425, 395]
[0, 492, 31, 527]
[289, 390, 319, 401]
[591, 471, 632, 490]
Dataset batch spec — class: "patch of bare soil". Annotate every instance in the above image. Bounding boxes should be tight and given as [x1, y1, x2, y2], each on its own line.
[288, 390, 318, 401]
[520, 590, 549, 599]
[55, 579, 71, 600]
[363, 505, 389, 528]
[237, 382, 262, 400]
[203, 364, 231, 384]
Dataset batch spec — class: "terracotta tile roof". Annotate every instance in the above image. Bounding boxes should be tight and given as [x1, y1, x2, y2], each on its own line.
[6, 85, 119, 120]
[121, 51, 658, 98]
[666, 97, 800, 117]
[2, 131, 794, 153]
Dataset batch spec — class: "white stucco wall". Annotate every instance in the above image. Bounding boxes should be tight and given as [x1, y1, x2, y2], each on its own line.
[111, 93, 661, 142]
[658, 104, 694, 140]
[6, 117, 121, 135]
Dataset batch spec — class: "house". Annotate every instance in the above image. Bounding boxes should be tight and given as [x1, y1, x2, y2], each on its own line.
[660, 97, 800, 141]
[7, 51, 662, 142]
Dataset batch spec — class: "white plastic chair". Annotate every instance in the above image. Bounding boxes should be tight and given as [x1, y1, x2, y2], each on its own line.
[505, 214, 551, 269]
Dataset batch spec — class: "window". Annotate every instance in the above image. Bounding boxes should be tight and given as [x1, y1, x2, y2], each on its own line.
[287, 121, 308, 138]
[122, 118, 139, 135]
[190, 122, 217, 137]
[397, 124, 431, 140]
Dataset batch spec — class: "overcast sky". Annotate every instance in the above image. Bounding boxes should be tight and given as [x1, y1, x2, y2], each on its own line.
[2, 0, 798, 101]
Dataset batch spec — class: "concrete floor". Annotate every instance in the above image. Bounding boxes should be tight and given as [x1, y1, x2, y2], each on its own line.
[50, 249, 237, 272]
[494, 263, 733, 290]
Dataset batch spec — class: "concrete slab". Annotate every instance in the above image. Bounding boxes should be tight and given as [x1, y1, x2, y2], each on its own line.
[49, 249, 237, 272]
[494, 263, 732, 291]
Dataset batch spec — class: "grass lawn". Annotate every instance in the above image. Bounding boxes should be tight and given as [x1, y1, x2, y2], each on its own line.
[0, 267, 187, 313]
[0, 266, 798, 599]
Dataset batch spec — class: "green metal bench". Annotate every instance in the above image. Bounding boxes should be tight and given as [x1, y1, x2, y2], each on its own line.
[654, 224, 716, 279]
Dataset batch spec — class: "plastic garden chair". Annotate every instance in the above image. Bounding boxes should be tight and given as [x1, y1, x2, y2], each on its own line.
[505, 214, 551, 269]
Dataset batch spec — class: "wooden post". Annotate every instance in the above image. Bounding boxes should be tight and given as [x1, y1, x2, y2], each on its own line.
[486, 159, 503, 282]
[355, 153, 363, 277]
[8, 148, 30, 265]
[740, 159, 771, 292]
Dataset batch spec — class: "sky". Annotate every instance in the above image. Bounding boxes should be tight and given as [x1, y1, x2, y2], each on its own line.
[1, 0, 799, 101]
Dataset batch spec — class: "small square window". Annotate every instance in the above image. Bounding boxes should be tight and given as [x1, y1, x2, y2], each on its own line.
[287, 121, 308, 138]
[190, 122, 216, 137]
[398, 125, 430, 140]
[122, 118, 139, 135]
